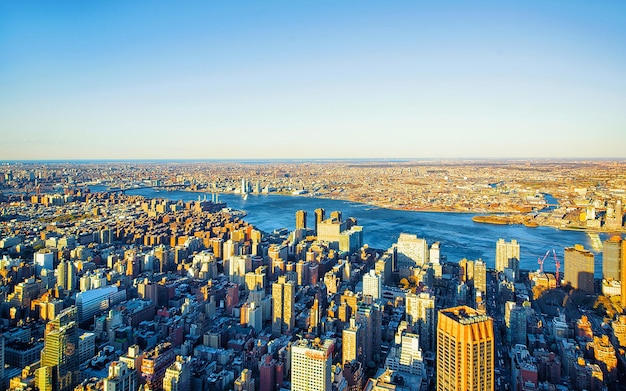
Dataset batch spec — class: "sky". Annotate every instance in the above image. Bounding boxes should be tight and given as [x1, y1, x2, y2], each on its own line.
[1, 1, 625, 160]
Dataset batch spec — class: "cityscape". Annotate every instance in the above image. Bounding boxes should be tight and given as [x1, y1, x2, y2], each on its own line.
[0, 159, 626, 391]
[2, 1, 626, 391]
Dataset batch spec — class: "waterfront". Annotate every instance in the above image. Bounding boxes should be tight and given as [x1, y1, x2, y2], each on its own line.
[119, 188, 607, 277]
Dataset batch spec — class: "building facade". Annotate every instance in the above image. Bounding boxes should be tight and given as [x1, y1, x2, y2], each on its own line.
[495, 238, 520, 276]
[291, 338, 334, 391]
[563, 244, 595, 293]
[437, 306, 494, 391]
[272, 276, 295, 336]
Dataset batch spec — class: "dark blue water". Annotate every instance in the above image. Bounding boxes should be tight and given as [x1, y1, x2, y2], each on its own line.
[101, 188, 606, 277]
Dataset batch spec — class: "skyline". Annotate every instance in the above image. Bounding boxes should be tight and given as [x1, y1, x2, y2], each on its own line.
[2, 1, 626, 160]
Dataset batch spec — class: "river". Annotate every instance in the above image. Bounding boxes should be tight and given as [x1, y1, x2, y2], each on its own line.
[100, 188, 607, 277]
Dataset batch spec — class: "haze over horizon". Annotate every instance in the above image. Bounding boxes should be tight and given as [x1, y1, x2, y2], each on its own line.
[2, 1, 625, 160]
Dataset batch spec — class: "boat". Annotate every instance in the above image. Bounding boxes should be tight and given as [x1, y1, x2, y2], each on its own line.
[472, 215, 512, 225]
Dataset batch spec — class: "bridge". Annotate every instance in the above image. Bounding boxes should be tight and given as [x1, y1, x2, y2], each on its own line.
[104, 183, 189, 193]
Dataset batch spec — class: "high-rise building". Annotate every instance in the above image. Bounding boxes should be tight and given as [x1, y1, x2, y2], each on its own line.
[57, 259, 68, 290]
[0, 332, 4, 387]
[291, 338, 334, 391]
[405, 291, 436, 352]
[622, 242, 626, 309]
[459, 258, 474, 283]
[295, 210, 307, 230]
[229, 255, 250, 284]
[605, 199, 624, 229]
[495, 239, 520, 277]
[603, 236, 622, 281]
[437, 306, 494, 391]
[474, 259, 487, 293]
[35, 249, 55, 277]
[429, 242, 443, 278]
[317, 215, 363, 253]
[272, 276, 295, 336]
[505, 302, 527, 346]
[259, 354, 277, 391]
[78, 332, 96, 363]
[75, 285, 126, 324]
[393, 233, 428, 269]
[362, 269, 382, 300]
[563, 244, 595, 293]
[66, 261, 76, 292]
[103, 361, 137, 391]
[375, 256, 392, 285]
[384, 332, 426, 376]
[39, 306, 80, 391]
[314, 208, 325, 235]
[342, 318, 362, 364]
[356, 303, 382, 365]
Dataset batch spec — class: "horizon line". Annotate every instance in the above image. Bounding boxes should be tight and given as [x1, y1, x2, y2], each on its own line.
[2, 157, 626, 164]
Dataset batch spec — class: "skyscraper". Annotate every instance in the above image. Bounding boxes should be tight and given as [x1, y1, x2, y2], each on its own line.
[495, 238, 520, 276]
[39, 306, 80, 391]
[405, 291, 436, 352]
[295, 210, 307, 230]
[356, 302, 382, 365]
[603, 235, 622, 281]
[437, 306, 494, 391]
[474, 259, 487, 293]
[505, 302, 528, 346]
[314, 208, 325, 235]
[57, 259, 67, 290]
[272, 276, 295, 336]
[563, 244, 595, 293]
[622, 241, 626, 309]
[291, 338, 334, 391]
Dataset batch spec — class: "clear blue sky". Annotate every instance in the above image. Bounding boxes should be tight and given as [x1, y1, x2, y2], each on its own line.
[1, 1, 625, 160]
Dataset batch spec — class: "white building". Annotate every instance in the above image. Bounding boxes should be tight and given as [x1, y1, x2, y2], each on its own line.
[385, 332, 426, 377]
[291, 338, 334, 391]
[363, 270, 383, 300]
[34, 249, 54, 277]
[393, 233, 428, 269]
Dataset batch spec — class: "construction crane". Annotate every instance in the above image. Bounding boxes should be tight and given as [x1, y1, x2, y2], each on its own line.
[537, 250, 550, 273]
[553, 249, 560, 286]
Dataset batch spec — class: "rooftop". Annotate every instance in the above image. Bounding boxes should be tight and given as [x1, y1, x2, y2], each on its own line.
[441, 306, 491, 325]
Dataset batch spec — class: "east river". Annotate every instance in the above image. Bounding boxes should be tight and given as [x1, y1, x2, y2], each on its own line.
[116, 189, 607, 278]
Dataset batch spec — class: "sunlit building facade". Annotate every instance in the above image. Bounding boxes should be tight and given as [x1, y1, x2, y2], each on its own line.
[437, 306, 494, 391]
